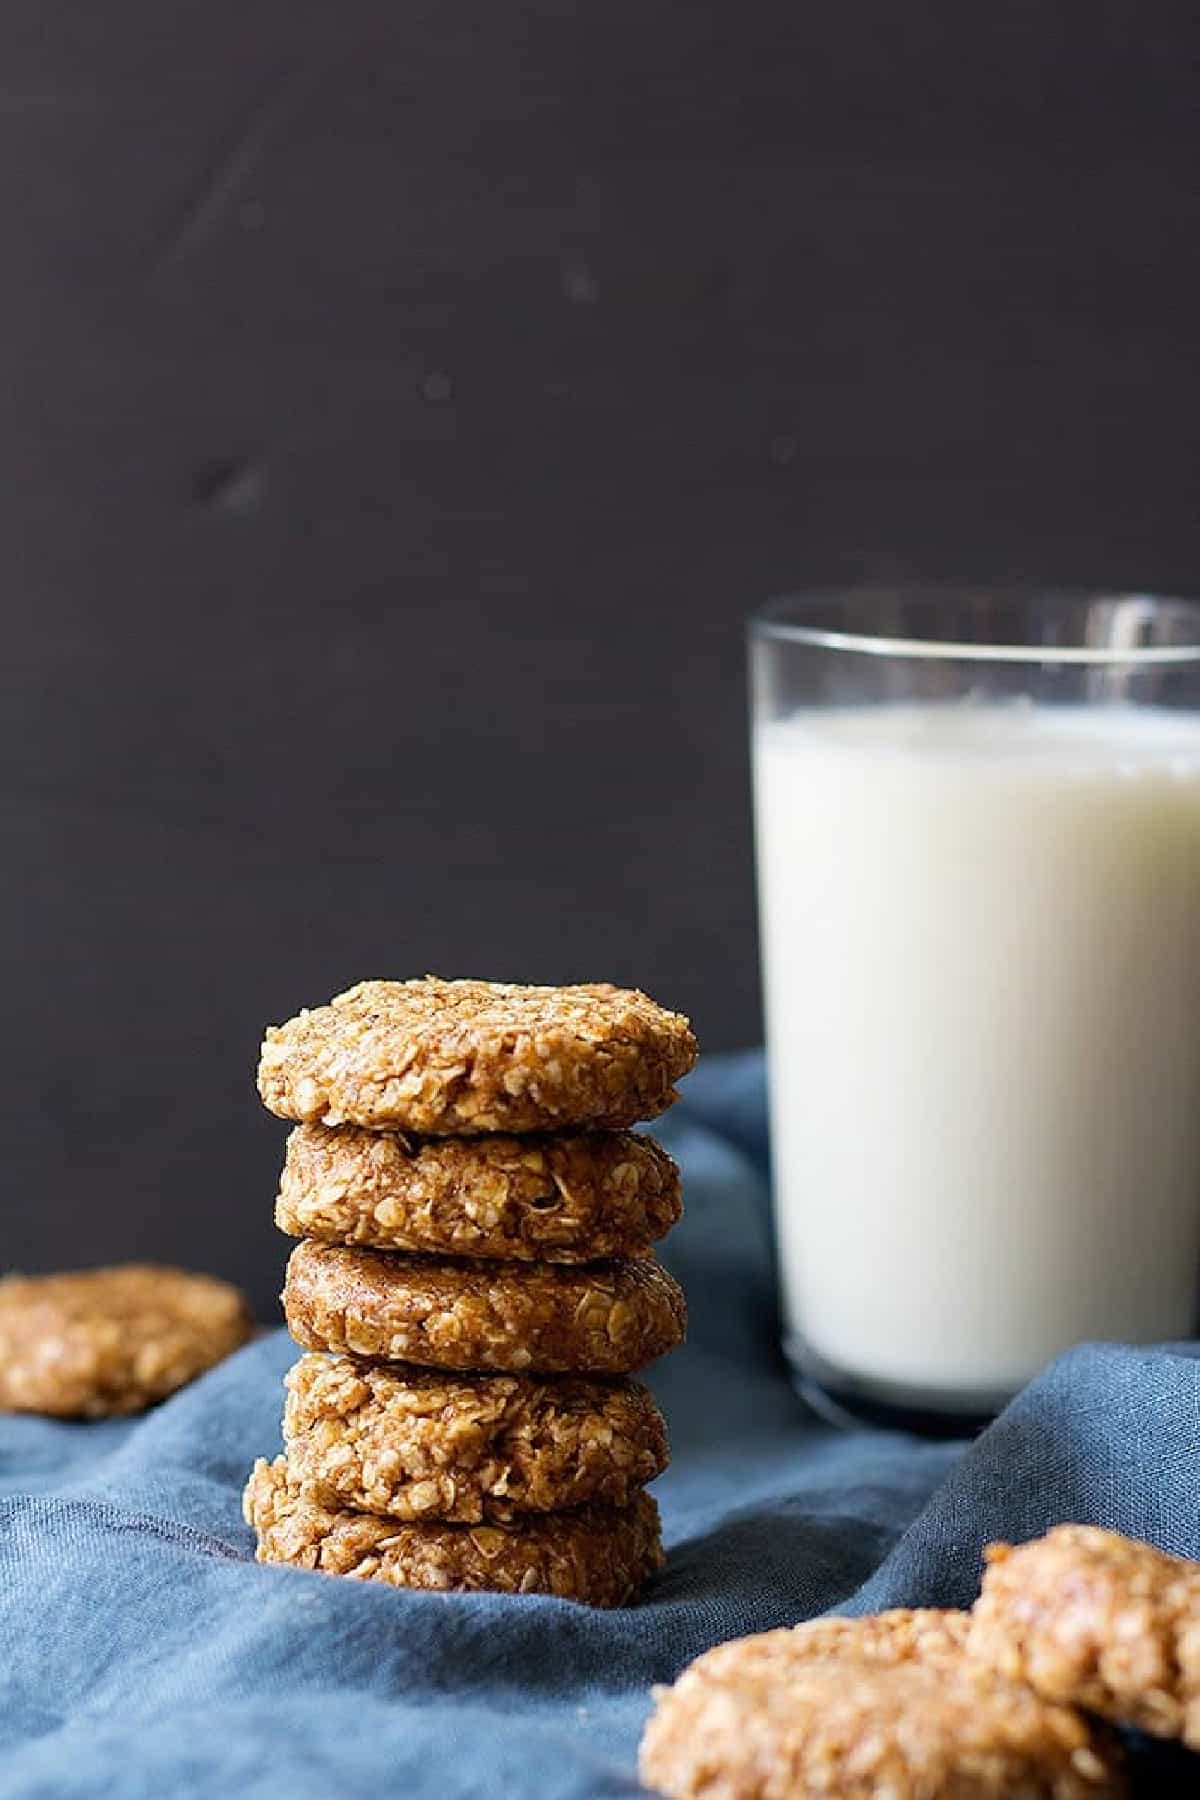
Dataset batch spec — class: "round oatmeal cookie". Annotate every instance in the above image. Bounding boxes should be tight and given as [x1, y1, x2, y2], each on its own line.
[640, 1614, 1125, 1800]
[0, 1264, 254, 1418]
[275, 1122, 682, 1262]
[283, 1353, 668, 1521]
[969, 1525, 1200, 1748]
[243, 1456, 663, 1606]
[283, 1241, 686, 1375]
[257, 977, 698, 1134]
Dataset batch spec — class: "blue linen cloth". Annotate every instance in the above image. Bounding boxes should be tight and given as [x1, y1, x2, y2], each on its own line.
[2, 1051, 1199, 1796]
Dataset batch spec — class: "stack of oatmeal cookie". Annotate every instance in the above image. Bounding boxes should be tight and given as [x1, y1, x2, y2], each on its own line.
[244, 978, 697, 1608]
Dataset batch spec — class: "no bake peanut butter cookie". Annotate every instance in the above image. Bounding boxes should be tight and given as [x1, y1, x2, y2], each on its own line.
[969, 1526, 1200, 1748]
[283, 1241, 686, 1375]
[640, 1612, 1125, 1800]
[276, 1123, 682, 1262]
[257, 978, 698, 1134]
[244, 1456, 663, 1606]
[0, 1264, 253, 1418]
[282, 1352, 668, 1522]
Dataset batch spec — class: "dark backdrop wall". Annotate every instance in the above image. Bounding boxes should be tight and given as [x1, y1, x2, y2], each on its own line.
[5, 3, 1200, 1315]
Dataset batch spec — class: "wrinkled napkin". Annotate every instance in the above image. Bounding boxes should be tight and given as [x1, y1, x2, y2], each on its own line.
[2, 1052, 1198, 1795]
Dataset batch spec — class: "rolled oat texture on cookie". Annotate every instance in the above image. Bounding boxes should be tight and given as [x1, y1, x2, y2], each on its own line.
[283, 1239, 687, 1375]
[0, 1265, 254, 1418]
[640, 1612, 1126, 1800]
[257, 977, 698, 1133]
[275, 1122, 682, 1262]
[282, 1352, 669, 1521]
[244, 1456, 663, 1606]
[969, 1524, 1200, 1747]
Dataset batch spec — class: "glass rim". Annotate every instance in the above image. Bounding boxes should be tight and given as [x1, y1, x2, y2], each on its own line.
[751, 586, 1200, 666]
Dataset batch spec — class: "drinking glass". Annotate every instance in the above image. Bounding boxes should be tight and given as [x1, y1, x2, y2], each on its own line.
[750, 587, 1200, 1429]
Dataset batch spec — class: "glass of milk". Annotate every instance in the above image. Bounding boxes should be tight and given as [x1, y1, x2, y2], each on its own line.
[750, 587, 1200, 1428]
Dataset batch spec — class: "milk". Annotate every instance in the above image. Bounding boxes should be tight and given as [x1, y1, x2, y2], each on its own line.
[753, 703, 1200, 1405]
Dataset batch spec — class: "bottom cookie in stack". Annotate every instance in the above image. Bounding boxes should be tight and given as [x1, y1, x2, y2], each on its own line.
[245, 1457, 663, 1608]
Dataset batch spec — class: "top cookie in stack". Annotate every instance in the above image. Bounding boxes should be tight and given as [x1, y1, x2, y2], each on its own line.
[245, 978, 697, 1608]
[258, 978, 696, 1137]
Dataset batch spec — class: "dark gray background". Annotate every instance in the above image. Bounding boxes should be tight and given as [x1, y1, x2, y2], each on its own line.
[5, 3, 1200, 1315]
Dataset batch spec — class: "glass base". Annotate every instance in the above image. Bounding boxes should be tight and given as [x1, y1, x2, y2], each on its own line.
[784, 1332, 1012, 1439]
